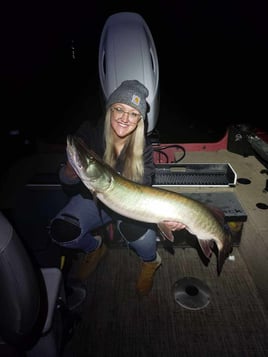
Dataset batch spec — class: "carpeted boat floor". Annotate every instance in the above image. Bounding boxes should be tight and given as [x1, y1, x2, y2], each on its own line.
[64, 246, 268, 357]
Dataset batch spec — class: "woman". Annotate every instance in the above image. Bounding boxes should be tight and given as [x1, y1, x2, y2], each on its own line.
[49, 80, 184, 296]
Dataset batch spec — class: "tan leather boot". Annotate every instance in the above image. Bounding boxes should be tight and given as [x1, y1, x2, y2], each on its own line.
[77, 243, 107, 281]
[136, 252, 162, 296]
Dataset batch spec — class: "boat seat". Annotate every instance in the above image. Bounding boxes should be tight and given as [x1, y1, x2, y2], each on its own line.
[0, 211, 66, 357]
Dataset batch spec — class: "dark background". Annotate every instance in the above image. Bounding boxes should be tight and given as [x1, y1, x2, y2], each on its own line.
[2, 0, 268, 166]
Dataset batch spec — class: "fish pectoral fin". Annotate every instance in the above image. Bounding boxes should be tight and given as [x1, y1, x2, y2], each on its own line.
[157, 223, 175, 242]
[197, 239, 213, 259]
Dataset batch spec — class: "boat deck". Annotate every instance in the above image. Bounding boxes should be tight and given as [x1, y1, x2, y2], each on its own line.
[1, 148, 268, 356]
[63, 149, 268, 356]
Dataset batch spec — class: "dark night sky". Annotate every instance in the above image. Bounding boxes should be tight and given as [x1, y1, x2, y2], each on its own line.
[2, 0, 268, 146]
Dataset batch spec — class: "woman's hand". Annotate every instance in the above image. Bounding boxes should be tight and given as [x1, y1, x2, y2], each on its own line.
[163, 221, 186, 231]
[64, 161, 79, 180]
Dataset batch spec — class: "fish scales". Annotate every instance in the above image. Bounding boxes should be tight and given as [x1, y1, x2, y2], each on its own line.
[99, 174, 223, 241]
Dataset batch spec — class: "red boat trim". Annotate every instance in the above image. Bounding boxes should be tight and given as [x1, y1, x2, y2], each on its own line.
[153, 130, 229, 163]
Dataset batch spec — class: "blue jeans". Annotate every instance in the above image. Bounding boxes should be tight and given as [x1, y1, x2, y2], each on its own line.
[49, 194, 157, 262]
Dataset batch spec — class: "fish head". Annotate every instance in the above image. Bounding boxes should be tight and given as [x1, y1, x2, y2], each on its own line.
[66, 135, 113, 193]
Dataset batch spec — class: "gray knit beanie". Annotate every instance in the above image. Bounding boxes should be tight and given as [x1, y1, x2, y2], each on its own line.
[106, 80, 149, 119]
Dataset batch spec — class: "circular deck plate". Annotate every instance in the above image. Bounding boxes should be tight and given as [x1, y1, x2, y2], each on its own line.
[172, 277, 211, 310]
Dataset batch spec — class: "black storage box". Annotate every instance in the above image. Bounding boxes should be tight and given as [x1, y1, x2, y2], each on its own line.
[152, 163, 237, 187]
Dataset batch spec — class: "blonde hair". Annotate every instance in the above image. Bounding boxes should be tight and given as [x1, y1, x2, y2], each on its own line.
[103, 110, 145, 182]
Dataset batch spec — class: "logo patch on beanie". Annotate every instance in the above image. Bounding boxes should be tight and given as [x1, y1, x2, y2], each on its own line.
[131, 94, 141, 107]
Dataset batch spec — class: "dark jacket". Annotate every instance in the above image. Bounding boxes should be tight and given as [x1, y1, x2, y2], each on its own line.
[59, 117, 155, 198]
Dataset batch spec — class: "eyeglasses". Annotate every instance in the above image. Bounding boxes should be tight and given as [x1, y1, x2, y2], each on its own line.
[111, 106, 142, 124]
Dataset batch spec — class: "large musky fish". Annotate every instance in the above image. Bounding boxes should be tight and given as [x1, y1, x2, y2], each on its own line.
[66, 135, 233, 275]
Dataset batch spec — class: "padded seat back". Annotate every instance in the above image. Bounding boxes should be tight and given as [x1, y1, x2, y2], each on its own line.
[0, 211, 47, 350]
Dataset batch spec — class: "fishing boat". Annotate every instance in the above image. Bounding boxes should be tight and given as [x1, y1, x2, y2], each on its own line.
[1, 11, 268, 357]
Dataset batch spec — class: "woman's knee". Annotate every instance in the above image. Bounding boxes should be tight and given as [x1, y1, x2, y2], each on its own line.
[50, 215, 81, 244]
[117, 221, 145, 241]
[117, 221, 155, 242]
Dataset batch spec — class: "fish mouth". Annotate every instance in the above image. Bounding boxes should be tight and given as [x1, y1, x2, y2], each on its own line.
[67, 135, 101, 182]
[67, 135, 87, 172]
